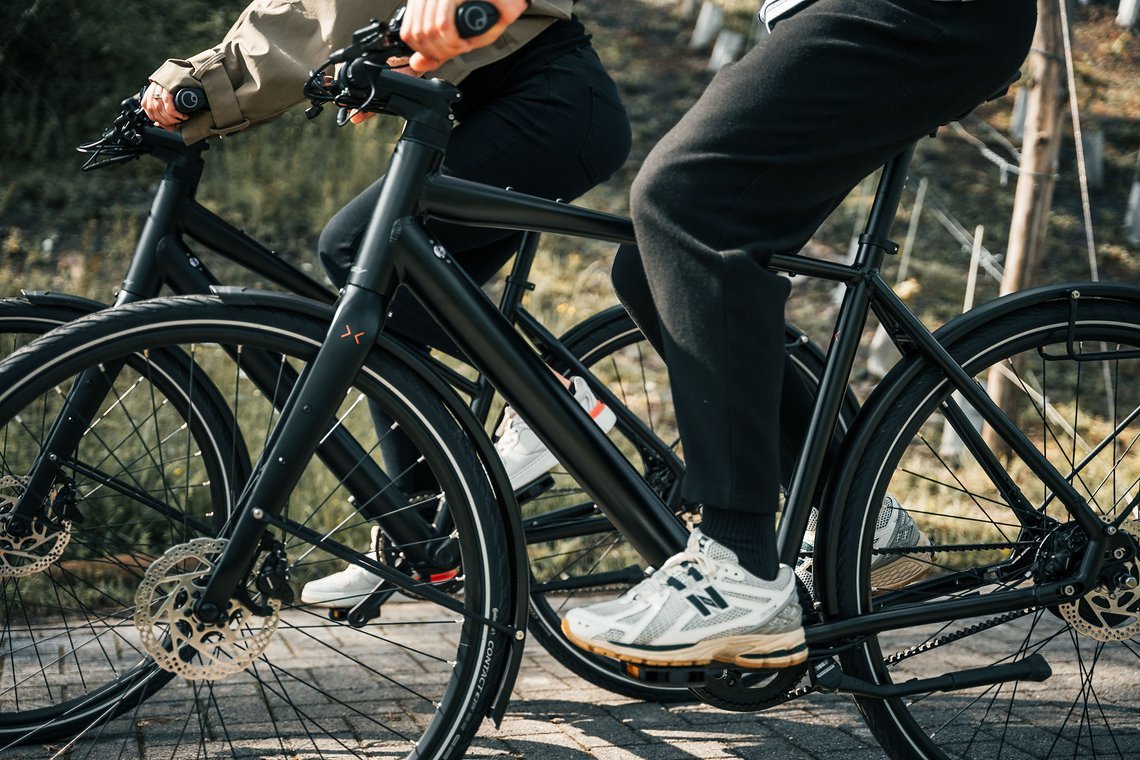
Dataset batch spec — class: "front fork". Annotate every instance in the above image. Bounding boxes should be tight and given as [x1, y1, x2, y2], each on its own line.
[191, 284, 454, 622]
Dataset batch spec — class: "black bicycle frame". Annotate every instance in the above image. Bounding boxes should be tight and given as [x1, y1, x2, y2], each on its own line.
[9, 108, 687, 567]
[44, 67, 1104, 652]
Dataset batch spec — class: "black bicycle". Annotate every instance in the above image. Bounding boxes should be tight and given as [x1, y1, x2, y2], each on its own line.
[0, 11, 858, 757]
[0, 67, 853, 719]
[3, 11, 1135, 760]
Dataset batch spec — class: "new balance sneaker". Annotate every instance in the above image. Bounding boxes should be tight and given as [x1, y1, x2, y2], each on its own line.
[496, 375, 616, 491]
[797, 494, 933, 595]
[299, 506, 460, 608]
[562, 529, 807, 669]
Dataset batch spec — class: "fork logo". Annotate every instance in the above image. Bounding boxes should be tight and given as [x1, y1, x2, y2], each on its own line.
[341, 324, 365, 344]
[687, 586, 730, 617]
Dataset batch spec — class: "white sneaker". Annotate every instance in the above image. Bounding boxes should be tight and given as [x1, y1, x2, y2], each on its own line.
[300, 526, 384, 607]
[562, 529, 806, 669]
[797, 494, 933, 596]
[299, 514, 460, 608]
[496, 376, 616, 491]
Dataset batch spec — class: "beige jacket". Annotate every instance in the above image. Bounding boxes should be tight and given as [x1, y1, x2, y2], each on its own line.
[150, 0, 574, 144]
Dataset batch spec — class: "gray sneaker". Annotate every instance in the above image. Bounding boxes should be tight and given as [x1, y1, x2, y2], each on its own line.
[562, 529, 807, 669]
[798, 494, 933, 596]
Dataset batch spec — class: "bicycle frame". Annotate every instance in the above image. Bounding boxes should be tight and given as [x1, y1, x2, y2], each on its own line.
[184, 66, 1104, 656]
[7, 111, 684, 566]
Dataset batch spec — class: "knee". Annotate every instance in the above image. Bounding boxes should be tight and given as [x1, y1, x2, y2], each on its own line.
[629, 146, 682, 239]
[317, 209, 356, 290]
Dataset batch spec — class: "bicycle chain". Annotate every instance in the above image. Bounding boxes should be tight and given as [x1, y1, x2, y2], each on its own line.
[883, 607, 1034, 666]
[874, 539, 1037, 665]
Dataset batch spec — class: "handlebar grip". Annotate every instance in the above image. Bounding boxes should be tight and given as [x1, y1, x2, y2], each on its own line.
[173, 88, 208, 114]
[455, 2, 501, 38]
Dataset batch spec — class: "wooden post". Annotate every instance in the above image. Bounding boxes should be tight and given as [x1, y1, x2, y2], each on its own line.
[690, 1, 724, 49]
[1127, 148, 1140, 246]
[708, 30, 744, 70]
[1082, 128, 1105, 191]
[897, 177, 927, 285]
[986, 0, 1066, 453]
[940, 227, 986, 461]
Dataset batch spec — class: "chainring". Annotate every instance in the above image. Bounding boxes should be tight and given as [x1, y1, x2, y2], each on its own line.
[690, 576, 814, 710]
[0, 476, 71, 579]
[1058, 521, 1140, 642]
[134, 537, 281, 680]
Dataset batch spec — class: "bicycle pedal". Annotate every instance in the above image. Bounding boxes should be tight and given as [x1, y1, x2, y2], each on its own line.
[513, 473, 555, 505]
[326, 607, 351, 622]
[414, 567, 463, 593]
[623, 663, 707, 687]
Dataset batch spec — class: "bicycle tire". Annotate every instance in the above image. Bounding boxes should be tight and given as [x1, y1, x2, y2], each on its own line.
[524, 306, 852, 702]
[0, 298, 247, 743]
[0, 295, 515, 759]
[0, 296, 95, 358]
[831, 292, 1140, 759]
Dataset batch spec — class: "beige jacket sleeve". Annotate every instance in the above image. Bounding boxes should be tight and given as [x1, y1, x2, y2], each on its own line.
[150, 0, 573, 144]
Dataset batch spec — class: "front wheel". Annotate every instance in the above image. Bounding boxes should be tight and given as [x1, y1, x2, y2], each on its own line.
[833, 292, 1140, 759]
[0, 296, 516, 759]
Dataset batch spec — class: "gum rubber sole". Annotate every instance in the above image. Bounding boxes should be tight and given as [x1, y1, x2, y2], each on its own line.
[561, 619, 808, 670]
[870, 530, 935, 591]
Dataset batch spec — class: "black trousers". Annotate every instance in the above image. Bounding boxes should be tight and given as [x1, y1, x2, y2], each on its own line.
[613, 0, 1037, 519]
[319, 43, 631, 492]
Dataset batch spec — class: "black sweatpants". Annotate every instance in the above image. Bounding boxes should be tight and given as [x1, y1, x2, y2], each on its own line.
[612, 0, 1036, 571]
[319, 42, 631, 492]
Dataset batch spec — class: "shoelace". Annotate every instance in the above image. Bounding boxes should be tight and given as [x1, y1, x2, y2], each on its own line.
[629, 547, 719, 602]
[495, 407, 525, 448]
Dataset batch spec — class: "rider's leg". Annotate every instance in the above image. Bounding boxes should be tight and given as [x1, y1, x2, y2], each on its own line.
[564, 0, 1037, 667]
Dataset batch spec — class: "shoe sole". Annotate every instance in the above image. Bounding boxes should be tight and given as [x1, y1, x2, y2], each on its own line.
[870, 529, 935, 590]
[561, 618, 808, 670]
[796, 529, 935, 598]
[507, 403, 617, 491]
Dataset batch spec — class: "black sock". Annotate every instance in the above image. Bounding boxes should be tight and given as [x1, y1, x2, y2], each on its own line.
[699, 508, 778, 581]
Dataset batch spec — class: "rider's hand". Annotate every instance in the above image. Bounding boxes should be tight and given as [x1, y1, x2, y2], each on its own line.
[141, 82, 188, 131]
[400, 0, 528, 75]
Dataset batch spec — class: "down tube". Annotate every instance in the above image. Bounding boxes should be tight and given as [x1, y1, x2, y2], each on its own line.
[396, 221, 688, 568]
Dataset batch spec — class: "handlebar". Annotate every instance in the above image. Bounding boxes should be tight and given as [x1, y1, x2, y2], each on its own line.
[174, 87, 207, 114]
[327, 1, 501, 66]
[78, 2, 501, 169]
[305, 1, 500, 122]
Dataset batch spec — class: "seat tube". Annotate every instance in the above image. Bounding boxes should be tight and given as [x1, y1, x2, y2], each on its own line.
[777, 147, 914, 565]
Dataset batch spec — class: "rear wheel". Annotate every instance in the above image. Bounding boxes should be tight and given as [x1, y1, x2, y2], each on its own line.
[523, 306, 852, 702]
[834, 293, 1140, 758]
[0, 296, 515, 759]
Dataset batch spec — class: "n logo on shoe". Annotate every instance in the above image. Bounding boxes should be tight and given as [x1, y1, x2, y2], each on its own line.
[687, 586, 730, 616]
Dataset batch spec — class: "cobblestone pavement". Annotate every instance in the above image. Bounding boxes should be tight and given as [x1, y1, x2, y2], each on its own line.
[4, 601, 1139, 759]
[471, 643, 880, 759]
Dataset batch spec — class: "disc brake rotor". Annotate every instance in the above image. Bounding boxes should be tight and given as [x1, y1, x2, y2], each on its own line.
[1059, 521, 1140, 642]
[0, 476, 71, 579]
[134, 537, 281, 680]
